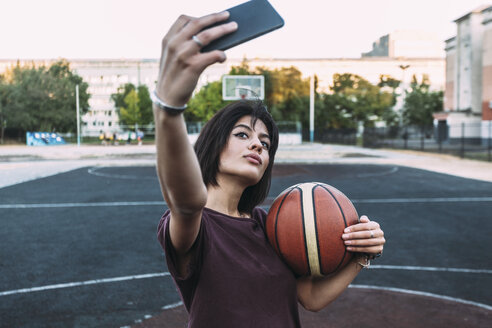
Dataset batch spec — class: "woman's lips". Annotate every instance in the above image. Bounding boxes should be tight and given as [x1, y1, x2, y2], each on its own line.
[245, 154, 262, 165]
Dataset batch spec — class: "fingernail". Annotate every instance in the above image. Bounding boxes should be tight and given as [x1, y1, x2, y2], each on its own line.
[229, 21, 238, 29]
[344, 228, 350, 233]
[342, 234, 348, 239]
[221, 11, 230, 17]
[344, 240, 351, 245]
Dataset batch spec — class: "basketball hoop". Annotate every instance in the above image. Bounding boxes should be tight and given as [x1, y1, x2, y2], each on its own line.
[222, 75, 265, 101]
[237, 87, 251, 100]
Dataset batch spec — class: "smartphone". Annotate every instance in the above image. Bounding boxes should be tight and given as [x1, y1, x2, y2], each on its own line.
[201, 0, 284, 53]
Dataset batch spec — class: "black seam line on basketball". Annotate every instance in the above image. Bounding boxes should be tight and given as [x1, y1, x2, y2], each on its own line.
[298, 186, 311, 276]
[312, 185, 323, 276]
[319, 185, 349, 274]
[274, 187, 296, 272]
[273, 189, 292, 254]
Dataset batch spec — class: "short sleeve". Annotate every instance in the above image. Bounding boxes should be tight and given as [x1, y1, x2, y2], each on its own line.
[157, 210, 204, 282]
[252, 207, 268, 231]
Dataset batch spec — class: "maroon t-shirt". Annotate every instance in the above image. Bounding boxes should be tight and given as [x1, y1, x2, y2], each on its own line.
[157, 207, 301, 328]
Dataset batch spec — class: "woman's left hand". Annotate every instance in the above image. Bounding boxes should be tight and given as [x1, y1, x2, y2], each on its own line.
[341, 215, 385, 257]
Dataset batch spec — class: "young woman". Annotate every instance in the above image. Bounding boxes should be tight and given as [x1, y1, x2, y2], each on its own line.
[154, 11, 385, 328]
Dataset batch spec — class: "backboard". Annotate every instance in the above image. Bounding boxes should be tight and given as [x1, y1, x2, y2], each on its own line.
[222, 75, 265, 101]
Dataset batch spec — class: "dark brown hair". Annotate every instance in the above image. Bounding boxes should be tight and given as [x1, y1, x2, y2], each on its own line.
[194, 100, 279, 215]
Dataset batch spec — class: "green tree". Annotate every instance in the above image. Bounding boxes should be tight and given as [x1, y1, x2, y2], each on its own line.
[119, 89, 140, 129]
[111, 83, 153, 127]
[186, 81, 229, 121]
[253, 66, 275, 108]
[328, 73, 394, 127]
[0, 79, 9, 143]
[228, 62, 310, 124]
[185, 59, 297, 122]
[187, 64, 397, 137]
[378, 74, 401, 127]
[137, 85, 153, 125]
[111, 83, 135, 109]
[228, 58, 252, 75]
[316, 93, 358, 130]
[402, 75, 443, 131]
[0, 60, 90, 139]
[378, 74, 401, 95]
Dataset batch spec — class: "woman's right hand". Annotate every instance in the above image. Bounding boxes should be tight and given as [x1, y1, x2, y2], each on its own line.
[156, 12, 238, 108]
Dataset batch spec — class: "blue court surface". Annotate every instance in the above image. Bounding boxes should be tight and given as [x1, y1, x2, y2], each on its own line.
[0, 164, 491, 327]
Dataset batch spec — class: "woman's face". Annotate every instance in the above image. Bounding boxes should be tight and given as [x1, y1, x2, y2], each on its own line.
[218, 115, 271, 186]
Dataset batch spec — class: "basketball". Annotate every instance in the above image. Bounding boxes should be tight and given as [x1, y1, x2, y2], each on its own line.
[266, 182, 359, 277]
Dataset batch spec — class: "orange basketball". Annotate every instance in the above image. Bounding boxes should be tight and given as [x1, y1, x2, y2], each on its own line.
[266, 182, 359, 277]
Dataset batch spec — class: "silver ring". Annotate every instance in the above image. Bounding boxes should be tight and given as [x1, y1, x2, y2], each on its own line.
[192, 35, 203, 48]
[370, 231, 374, 238]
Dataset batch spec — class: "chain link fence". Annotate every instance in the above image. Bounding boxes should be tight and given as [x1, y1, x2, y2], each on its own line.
[300, 127, 357, 145]
[50, 120, 492, 163]
[363, 121, 492, 162]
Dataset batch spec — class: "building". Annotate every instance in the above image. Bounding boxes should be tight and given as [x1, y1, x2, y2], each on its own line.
[200, 57, 444, 96]
[444, 4, 492, 144]
[70, 59, 158, 137]
[0, 58, 158, 137]
[0, 48, 445, 137]
[362, 30, 444, 58]
[482, 6, 492, 141]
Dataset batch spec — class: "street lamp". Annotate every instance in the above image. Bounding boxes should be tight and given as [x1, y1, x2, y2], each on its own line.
[76, 84, 80, 147]
[399, 64, 410, 92]
[398, 64, 410, 126]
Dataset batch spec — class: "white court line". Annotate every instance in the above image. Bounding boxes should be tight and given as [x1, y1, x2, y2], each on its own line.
[2, 196, 492, 209]
[2, 265, 490, 297]
[162, 301, 184, 310]
[371, 265, 492, 274]
[2, 270, 491, 311]
[0, 272, 170, 297]
[157, 285, 492, 312]
[350, 284, 492, 311]
[356, 166, 399, 178]
[88, 167, 155, 180]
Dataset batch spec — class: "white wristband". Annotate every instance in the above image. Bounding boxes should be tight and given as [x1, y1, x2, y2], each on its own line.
[150, 91, 187, 115]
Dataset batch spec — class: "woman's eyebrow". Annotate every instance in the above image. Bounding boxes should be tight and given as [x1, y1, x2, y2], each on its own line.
[233, 123, 253, 131]
[233, 124, 270, 140]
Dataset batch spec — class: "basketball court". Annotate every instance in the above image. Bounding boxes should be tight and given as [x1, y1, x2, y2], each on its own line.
[1, 72, 490, 327]
[1, 161, 491, 327]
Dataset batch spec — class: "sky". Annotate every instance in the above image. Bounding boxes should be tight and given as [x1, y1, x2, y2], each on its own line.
[0, 0, 490, 60]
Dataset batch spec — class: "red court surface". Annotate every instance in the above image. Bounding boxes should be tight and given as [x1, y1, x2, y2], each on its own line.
[133, 288, 491, 328]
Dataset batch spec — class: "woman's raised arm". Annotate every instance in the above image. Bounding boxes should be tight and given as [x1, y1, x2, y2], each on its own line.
[153, 12, 237, 255]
